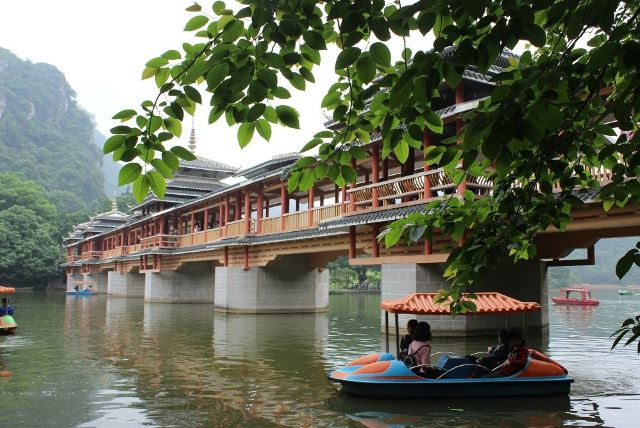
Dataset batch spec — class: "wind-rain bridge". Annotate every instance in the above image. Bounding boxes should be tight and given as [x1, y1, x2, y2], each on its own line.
[64, 52, 639, 336]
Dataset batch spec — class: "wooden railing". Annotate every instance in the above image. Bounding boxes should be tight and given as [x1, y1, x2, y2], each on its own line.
[66, 255, 80, 263]
[311, 204, 341, 225]
[261, 217, 281, 234]
[283, 211, 307, 231]
[102, 247, 128, 258]
[81, 251, 102, 260]
[205, 228, 221, 242]
[225, 220, 245, 237]
[128, 244, 142, 253]
[140, 234, 180, 249]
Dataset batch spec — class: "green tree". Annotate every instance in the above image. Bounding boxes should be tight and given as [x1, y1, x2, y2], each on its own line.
[109, 1, 640, 350]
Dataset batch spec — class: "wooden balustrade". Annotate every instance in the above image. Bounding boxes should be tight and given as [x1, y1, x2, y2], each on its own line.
[205, 228, 221, 242]
[128, 244, 141, 253]
[261, 217, 281, 234]
[81, 251, 102, 260]
[140, 234, 180, 249]
[192, 231, 206, 245]
[311, 204, 341, 225]
[66, 255, 80, 263]
[283, 211, 307, 231]
[225, 220, 245, 237]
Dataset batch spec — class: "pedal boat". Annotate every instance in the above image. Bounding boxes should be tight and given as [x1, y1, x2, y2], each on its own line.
[65, 280, 98, 296]
[328, 351, 573, 398]
[552, 287, 599, 305]
[0, 285, 17, 335]
[327, 292, 573, 398]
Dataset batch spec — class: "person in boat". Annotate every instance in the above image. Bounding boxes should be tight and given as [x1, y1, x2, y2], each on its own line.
[0, 298, 14, 316]
[406, 321, 434, 374]
[467, 329, 510, 370]
[483, 330, 529, 378]
[399, 319, 418, 358]
[74, 285, 79, 292]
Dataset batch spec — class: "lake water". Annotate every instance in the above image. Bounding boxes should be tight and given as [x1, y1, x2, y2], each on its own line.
[1, 289, 639, 427]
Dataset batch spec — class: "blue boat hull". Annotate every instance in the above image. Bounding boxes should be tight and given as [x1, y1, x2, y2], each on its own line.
[335, 376, 573, 398]
[65, 290, 97, 296]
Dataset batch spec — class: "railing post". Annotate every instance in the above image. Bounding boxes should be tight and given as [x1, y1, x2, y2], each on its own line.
[349, 226, 356, 259]
[341, 186, 347, 214]
[244, 189, 251, 235]
[224, 195, 230, 237]
[423, 130, 433, 201]
[257, 184, 263, 234]
[349, 158, 357, 212]
[308, 187, 314, 227]
[372, 142, 380, 208]
[280, 182, 287, 231]
[455, 83, 467, 194]
[190, 210, 194, 245]
[203, 207, 209, 232]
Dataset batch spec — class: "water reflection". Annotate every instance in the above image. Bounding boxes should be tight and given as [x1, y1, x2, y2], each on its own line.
[0, 291, 639, 427]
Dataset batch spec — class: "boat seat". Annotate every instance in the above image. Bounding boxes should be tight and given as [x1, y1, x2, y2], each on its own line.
[435, 356, 475, 378]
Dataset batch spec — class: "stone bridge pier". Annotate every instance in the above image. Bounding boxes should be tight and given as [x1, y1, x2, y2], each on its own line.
[144, 261, 215, 303]
[107, 271, 145, 297]
[83, 272, 108, 293]
[381, 261, 548, 337]
[214, 254, 329, 313]
[65, 273, 84, 291]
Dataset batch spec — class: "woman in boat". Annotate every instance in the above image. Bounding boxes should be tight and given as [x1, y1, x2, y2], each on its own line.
[468, 329, 510, 370]
[406, 321, 432, 373]
[399, 319, 418, 358]
[483, 330, 529, 378]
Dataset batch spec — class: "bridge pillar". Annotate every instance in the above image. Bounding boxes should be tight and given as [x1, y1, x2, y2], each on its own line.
[144, 261, 214, 303]
[381, 261, 548, 337]
[65, 273, 83, 291]
[83, 272, 108, 293]
[214, 255, 329, 313]
[107, 271, 145, 297]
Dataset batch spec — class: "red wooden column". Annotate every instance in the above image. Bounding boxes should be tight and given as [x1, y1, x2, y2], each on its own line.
[256, 184, 263, 234]
[423, 130, 432, 200]
[224, 195, 230, 236]
[280, 182, 287, 231]
[455, 83, 467, 194]
[349, 158, 357, 212]
[243, 246, 249, 270]
[371, 142, 380, 208]
[340, 186, 347, 214]
[382, 157, 389, 180]
[349, 226, 356, 259]
[190, 210, 195, 244]
[244, 189, 251, 234]
[224, 246, 229, 266]
[235, 193, 242, 221]
[265, 199, 270, 217]
[203, 207, 209, 231]
[307, 187, 314, 227]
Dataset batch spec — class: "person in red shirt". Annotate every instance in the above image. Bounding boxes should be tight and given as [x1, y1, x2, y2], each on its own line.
[483, 330, 529, 377]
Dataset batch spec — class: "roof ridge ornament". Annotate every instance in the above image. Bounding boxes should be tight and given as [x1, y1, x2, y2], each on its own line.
[188, 118, 197, 154]
[112, 191, 118, 212]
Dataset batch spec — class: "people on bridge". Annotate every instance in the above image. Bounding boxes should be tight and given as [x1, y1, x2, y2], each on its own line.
[483, 330, 529, 378]
[399, 319, 418, 358]
[0, 298, 14, 316]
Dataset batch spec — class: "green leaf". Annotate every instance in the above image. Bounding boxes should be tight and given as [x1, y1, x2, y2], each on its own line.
[165, 118, 182, 137]
[394, 139, 410, 163]
[299, 169, 315, 191]
[118, 163, 142, 186]
[148, 116, 162, 133]
[276, 105, 300, 129]
[424, 110, 444, 133]
[256, 119, 271, 141]
[132, 175, 150, 202]
[112, 109, 137, 121]
[184, 86, 202, 104]
[335, 47, 361, 70]
[321, 91, 341, 108]
[302, 30, 327, 50]
[301, 138, 323, 152]
[103, 135, 125, 154]
[151, 159, 174, 178]
[161, 49, 181, 60]
[272, 87, 292, 99]
[162, 150, 180, 170]
[147, 171, 167, 198]
[356, 54, 376, 83]
[184, 15, 209, 31]
[370, 42, 391, 67]
[237, 122, 255, 148]
[145, 57, 168, 68]
[616, 250, 636, 279]
[171, 145, 197, 160]
[206, 63, 229, 89]
[384, 227, 403, 248]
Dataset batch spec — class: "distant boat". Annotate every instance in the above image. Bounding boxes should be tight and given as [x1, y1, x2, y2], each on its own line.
[619, 286, 634, 296]
[552, 287, 600, 306]
[65, 280, 98, 296]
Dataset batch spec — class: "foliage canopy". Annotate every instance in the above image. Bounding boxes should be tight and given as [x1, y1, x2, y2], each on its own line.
[109, 0, 640, 349]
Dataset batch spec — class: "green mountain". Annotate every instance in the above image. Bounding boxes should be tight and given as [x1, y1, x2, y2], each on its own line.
[0, 47, 106, 212]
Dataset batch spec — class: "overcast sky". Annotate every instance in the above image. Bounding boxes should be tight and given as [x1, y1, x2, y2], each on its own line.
[0, 0, 429, 171]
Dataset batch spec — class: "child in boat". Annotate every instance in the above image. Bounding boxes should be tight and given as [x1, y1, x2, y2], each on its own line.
[0, 298, 13, 316]
[399, 319, 418, 357]
[467, 329, 510, 370]
[483, 330, 529, 378]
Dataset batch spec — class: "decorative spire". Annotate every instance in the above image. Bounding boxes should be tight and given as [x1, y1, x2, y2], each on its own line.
[111, 192, 118, 212]
[188, 119, 197, 154]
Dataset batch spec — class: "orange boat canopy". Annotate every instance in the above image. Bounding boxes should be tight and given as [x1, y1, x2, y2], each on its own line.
[380, 292, 541, 315]
[0, 286, 16, 293]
